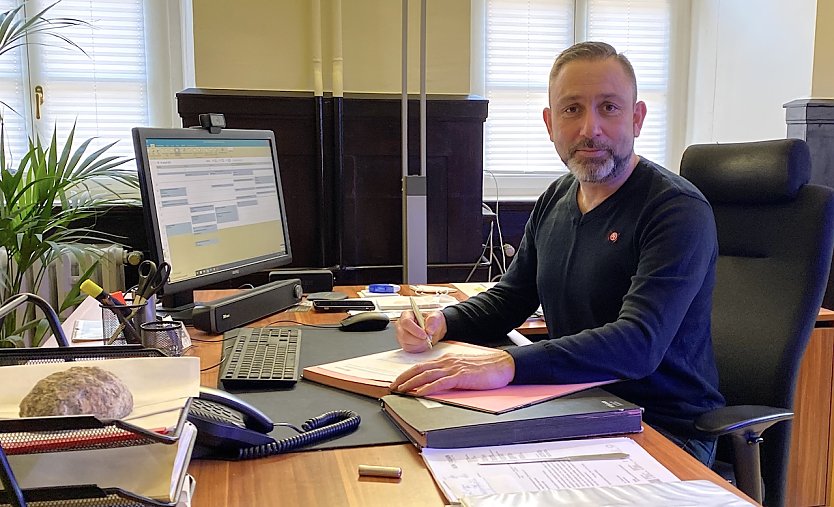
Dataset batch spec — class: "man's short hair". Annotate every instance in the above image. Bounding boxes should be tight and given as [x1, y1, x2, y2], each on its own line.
[548, 41, 638, 102]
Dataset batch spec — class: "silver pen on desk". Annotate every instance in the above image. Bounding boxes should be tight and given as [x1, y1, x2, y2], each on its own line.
[410, 296, 433, 349]
[477, 452, 630, 465]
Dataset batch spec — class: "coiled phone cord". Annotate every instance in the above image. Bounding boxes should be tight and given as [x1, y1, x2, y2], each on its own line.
[237, 410, 361, 460]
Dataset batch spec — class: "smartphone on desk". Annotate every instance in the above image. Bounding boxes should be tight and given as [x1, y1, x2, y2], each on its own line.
[312, 299, 376, 312]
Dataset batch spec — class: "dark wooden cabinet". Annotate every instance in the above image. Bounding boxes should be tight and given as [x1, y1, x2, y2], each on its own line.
[176, 88, 488, 284]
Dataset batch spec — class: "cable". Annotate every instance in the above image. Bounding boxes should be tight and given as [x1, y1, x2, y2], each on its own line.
[261, 318, 340, 329]
[465, 224, 493, 282]
[485, 169, 508, 275]
[237, 410, 361, 460]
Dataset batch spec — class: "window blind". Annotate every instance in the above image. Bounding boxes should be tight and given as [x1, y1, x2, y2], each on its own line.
[0, 0, 31, 163]
[586, 0, 671, 167]
[485, 0, 573, 178]
[30, 0, 148, 161]
[483, 0, 674, 199]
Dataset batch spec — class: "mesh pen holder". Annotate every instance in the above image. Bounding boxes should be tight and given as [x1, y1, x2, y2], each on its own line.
[100, 296, 156, 345]
[140, 321, 185, 357]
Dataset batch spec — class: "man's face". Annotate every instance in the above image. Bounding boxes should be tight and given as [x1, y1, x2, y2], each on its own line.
[543, 58, 646, 183]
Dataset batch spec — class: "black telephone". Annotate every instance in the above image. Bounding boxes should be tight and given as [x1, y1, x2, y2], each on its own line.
[187, 386, 360, 460]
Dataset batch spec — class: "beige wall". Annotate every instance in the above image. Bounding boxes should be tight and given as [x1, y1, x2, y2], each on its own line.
[686, 0, 816, 147]
[193, 0, 471, 94]
[812, 0, 834, 97]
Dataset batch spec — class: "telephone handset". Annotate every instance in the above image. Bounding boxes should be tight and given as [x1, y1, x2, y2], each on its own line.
[188, 386, 361, 460]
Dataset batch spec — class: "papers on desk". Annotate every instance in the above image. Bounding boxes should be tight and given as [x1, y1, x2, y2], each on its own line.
[421, 437, 678, 504]
[458, 479, 754, 506]
[452, 282, 497, 297]
[374, 294, 458, 312]
[303, 341, 613, 412]
[303, 341, 499, 399]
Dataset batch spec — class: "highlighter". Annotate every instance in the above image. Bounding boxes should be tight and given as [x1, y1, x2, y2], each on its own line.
[81, 279, 142, 343]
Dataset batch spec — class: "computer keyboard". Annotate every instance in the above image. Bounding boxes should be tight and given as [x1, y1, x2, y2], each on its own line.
[219, 326, 301, 389]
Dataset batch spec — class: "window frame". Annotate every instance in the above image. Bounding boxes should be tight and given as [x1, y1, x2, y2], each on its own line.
[474, 0, 691, 201]
[0, 0, 193, 194]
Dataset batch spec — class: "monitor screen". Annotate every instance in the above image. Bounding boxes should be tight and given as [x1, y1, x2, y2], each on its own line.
[132, 127, 292, 315]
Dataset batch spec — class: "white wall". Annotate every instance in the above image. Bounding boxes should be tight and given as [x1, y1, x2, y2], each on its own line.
[685, 0, 816, 149]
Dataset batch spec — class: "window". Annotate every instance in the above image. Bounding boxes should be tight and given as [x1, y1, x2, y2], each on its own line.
[0, 0, 190, 195]
[479, 0, 685, 200]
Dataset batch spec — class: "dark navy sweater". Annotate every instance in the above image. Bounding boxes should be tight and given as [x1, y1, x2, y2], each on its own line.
[443, 158, 725, 438]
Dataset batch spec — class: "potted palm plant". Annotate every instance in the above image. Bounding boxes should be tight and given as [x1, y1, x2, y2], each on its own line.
[0, 2, 139, 346]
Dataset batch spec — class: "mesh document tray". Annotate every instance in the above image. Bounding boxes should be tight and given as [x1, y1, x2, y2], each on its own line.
[0, 346, 192, 507]
[0, 486, 181, 507]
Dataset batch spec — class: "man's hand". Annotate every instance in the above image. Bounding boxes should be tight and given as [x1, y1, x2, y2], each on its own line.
[390, 351, 515, 396]
[396, 309, 447, 353]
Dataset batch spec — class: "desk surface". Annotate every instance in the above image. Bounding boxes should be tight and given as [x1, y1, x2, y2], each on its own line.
[186, 286, 755, 506]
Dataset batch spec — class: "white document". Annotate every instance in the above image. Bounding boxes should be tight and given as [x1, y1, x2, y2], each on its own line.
[70, 319, 104, 342]
[507, 329, 532, 346]
[459, 479, 753, 507]
[313, 341, 495, 383]
[374, 294, 458, 311]
[451, 282, 497, 297]
[421, 437, 679, 504]
[41, 295, 101, 347]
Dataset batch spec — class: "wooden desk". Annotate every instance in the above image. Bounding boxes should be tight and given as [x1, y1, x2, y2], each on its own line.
[788, 307, 834, 506]
[186, 287, 755, 506]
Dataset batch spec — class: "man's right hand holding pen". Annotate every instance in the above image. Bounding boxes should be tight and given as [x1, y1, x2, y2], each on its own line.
[396, 303, 447, 353]
[392, 306, 516, 395]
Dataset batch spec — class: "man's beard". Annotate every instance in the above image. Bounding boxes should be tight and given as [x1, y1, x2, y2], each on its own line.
[564, 139, 631, 184]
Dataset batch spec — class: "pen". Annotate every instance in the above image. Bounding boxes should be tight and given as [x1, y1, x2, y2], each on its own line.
[410, 296, 432, 349]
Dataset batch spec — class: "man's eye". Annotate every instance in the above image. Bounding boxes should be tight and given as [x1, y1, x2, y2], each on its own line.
[563, 106, 579, 115]
[602, 103, 620, 113]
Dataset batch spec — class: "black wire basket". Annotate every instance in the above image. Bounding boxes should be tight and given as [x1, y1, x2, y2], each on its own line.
[0, 345, 194, 507]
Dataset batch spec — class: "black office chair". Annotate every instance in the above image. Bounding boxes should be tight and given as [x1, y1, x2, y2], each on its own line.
[680, 139, 834, 506]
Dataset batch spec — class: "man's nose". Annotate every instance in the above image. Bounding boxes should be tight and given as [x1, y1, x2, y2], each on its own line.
[579, 111, 602, 137]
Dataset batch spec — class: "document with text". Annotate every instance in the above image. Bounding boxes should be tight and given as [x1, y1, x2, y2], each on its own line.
[421, 437, 678, 504]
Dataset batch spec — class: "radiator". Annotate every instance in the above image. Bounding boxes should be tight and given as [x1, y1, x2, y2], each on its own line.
[0, 245, 129, 344]
[47, 245, 128, 316]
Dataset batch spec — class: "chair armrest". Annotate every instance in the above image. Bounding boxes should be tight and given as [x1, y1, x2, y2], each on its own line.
[695, 404, 793, 438]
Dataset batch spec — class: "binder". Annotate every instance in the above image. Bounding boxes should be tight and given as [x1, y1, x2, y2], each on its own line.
[381, 388, 643, 449]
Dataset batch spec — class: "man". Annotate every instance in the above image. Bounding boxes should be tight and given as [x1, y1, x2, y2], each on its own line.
[391, 41, 725, 466]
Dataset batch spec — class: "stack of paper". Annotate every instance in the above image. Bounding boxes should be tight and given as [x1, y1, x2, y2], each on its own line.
[421, 437, 679, 504]
[303, 341, 611, 407]
[458, 479, 754, 506]
[0, 356, 201, 504]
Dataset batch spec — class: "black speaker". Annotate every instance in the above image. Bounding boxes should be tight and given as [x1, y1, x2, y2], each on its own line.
[192, 279, 303, 334]
[268, 269, 334, 294]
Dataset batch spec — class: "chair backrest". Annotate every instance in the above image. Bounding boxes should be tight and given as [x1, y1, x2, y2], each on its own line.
[681, 138, 834, 506]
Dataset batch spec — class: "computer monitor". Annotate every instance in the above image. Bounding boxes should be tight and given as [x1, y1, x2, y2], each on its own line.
[132, 127, 293, 318]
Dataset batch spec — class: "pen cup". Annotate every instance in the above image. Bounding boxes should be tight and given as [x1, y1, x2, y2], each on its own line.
[140, 320, 186, 356]
[100, 295, 156, 345]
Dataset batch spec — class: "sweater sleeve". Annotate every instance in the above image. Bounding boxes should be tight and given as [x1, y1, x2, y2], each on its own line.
[509, 194, 717, 384]
[442, 189, 550, 343]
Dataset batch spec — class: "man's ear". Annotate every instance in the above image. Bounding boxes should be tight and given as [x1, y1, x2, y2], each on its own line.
[633, 101, 647, 137]
[542, 107, 554, 141]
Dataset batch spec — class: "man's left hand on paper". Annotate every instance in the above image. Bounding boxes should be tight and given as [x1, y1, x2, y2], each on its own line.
[390, 351, 515, 396]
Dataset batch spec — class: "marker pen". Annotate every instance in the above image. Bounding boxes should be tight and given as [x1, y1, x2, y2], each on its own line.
[81, 279, 142, 343]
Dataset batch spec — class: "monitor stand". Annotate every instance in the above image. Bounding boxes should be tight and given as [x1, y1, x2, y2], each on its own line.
[158, 292, 198, 324]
